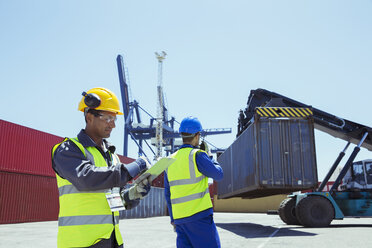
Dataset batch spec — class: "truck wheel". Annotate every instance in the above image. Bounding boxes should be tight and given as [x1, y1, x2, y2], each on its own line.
[278, 197, 300, 225]
[295, 195, 334, 227]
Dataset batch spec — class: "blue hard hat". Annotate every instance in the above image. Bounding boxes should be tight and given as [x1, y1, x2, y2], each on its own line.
[179, 116, 203, 134]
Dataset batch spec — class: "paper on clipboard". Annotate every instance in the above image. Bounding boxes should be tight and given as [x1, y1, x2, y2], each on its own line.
[134, 157, 176, 184]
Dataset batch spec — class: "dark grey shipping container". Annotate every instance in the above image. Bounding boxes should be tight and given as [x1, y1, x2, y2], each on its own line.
[217, 117, 318, 199]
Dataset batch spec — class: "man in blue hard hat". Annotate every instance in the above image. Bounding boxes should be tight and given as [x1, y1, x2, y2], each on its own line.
[164, 116, 224, 248]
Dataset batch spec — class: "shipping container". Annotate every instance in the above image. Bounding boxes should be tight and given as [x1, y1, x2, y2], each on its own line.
[217, 116, 318, 199]
[0, 172, 59, 224]
[0, 120, 62, 223]
[0, 120, 63, 177]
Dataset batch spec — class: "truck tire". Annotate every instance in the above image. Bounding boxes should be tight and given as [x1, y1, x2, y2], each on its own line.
[278, 197, 300, 225]
[295, 195, 334, 227]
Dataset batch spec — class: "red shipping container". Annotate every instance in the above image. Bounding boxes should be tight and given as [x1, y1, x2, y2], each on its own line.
[0, 120, 63, 177]
[0, 172, 59, 224]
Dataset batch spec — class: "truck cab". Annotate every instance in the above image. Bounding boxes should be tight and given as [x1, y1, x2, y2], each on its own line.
[341, 159, 372, 191]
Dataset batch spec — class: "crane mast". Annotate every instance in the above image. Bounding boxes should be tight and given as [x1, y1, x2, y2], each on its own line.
[155, 51, 167, 160]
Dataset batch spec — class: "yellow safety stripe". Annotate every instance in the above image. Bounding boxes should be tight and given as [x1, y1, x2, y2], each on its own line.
[256, 107, 313, 118]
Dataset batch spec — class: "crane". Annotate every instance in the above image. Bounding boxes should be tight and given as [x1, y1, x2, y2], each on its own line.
[116, 54, 232, 160]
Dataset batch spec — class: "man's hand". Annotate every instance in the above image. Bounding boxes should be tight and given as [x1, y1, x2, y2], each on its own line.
[128, 175, 151, 200]
[200, 140, 209, 153]
[136, 177, 151, 197]
[120, 187, 140, 210]
[200, 140, 212, 158]
[121, 173, 151, 210]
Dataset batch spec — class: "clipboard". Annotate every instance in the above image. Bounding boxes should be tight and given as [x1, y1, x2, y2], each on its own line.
[134, 157, 176, 184]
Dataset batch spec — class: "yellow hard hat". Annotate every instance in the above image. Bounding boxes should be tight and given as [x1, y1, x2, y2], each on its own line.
[78, 87, 124, 115]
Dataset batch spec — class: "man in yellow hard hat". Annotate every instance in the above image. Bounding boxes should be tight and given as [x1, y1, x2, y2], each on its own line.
[52, 87, 151, 248]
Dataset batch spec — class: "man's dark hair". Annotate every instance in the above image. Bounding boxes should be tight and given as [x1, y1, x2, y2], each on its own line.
[181, 132, 198, 143]
[84, 108, 102, 123]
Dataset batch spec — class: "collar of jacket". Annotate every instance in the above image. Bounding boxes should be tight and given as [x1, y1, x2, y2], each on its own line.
[77, 129, 116, 153]
[179, 144, 198, 149]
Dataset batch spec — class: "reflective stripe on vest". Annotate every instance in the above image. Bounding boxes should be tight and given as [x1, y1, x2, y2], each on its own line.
[167, 148, 212, 219]
[58, 184, 107, 197]
[171, 187, 210, 204]
[52, 137, 123, 248]
[59, 215, 120, 226]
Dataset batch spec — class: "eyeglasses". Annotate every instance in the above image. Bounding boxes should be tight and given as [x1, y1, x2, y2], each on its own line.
[97, 113, 117, 123]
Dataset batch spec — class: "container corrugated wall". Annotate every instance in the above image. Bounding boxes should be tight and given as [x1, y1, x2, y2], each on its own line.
[120, 187, 167, 219]
[217, 117, 318, 199]
[0, 120, 63, 176]
[0, 120, 62, 223]
[0, 172, 59, 224]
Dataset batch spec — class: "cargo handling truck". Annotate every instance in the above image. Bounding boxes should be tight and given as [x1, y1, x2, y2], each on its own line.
[217, 88, 372, 227]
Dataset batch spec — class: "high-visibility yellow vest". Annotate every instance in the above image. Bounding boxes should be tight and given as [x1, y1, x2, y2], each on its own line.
[52, 138, 123, 248]
[167, 147, 212, 219]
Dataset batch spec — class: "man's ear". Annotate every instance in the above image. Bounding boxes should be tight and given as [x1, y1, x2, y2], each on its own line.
[86, 112, 94, 124]
[192, 134, 199, 146]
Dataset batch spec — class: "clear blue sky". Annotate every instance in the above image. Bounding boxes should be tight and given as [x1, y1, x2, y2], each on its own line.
[1, 0, 372, 179]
